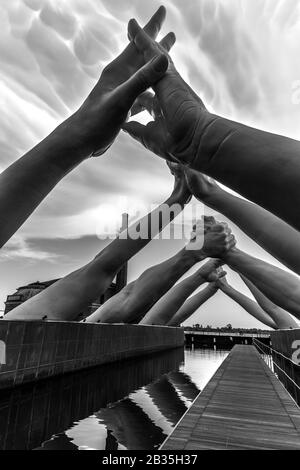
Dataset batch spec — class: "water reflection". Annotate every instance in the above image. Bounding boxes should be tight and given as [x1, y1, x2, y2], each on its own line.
[97, 399, 165, 450]
[0, 348, 228, 450]
[145, 376, 187, 426]
[167, 371, 199, 403]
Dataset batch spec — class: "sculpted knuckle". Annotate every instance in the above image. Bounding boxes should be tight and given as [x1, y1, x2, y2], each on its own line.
[102, 63, 115, 77]
[136, 69, 149, 90]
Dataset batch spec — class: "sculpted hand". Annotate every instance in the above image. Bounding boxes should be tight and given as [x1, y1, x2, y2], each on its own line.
[197, 260, 227, 282]
[209, 281, 219, 292]
[69, 7, 175, 158]
[168, 162, 191, 204]
[216, 275, 230, 291]
[123, 18, 213, 166]
[208, 266, 227, 283]
[188, 216, 236, 257]
[184, 168, 221, 203]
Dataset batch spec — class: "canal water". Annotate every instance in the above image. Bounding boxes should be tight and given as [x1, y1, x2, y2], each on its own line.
[0, 348, 228, 450]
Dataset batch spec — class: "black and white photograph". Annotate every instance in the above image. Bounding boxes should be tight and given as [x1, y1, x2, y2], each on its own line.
[0, 0, 299, 455]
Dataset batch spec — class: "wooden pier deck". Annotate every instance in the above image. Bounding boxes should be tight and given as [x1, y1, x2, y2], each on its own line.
[161, 345, 300, 450]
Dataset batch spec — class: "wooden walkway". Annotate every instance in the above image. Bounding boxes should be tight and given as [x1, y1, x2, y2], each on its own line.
[161, 345, 300, 450]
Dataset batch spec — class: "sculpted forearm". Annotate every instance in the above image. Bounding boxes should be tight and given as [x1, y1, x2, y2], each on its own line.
[0, 119, 87, 248]
[124, 249, 203, 324]
[168, 285, 217, 326]
[85, 249, 203, 325]
[139, 271, 205, 326]
[125, 23, 300, 231]
[97, 193, 188, 275]
[84, 282, 135, 324]
[0, 7, 173, 249]
[224, 248, 300, 319]
[221, 284, 277, 329]
[205, 189, 300, 274]
[240, 275, 299, 329]
[85, 218, 232, 325]
[5, 262, 113, 321]
[193, 113, 300, 231]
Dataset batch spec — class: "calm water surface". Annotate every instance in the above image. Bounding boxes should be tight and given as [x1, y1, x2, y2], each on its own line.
[0, 348, 228, 450]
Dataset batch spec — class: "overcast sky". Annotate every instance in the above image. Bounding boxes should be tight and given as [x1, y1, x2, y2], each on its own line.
[1, 0, 300, 328]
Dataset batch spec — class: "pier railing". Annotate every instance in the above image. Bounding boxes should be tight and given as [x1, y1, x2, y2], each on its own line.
[253, 338, 300, 406]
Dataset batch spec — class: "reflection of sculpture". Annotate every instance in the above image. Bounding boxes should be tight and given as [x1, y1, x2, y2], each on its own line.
[97, 398, 165, 450]
[35, 433, 78, 451]
[105, 429, 119, 451]
[145, 376, 187, 426]
[167, 371, 200, 402]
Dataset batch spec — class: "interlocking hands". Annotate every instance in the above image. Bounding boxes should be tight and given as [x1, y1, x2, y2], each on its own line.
[187, 216, 236, 257]
[123, 14, 213, 167]
[196, 260, 227, 283]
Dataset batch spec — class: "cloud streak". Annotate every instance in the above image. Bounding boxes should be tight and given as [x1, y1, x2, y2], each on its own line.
[1, 235, 59, 261]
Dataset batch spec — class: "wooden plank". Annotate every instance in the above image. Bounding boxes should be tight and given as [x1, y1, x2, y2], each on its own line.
[161, 345, 300, 450]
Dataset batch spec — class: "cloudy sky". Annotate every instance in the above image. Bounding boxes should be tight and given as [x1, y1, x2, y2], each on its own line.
[1, 0, 300, 327]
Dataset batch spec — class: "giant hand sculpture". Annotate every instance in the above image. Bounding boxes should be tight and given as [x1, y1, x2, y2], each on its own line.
[123, 16, 300, 231]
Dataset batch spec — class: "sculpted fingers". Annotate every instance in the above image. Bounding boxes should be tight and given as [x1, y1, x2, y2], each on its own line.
[202, 215, 216, 231]
[216, 267, 227, 279]
[213, 259, 225, 269]
[143, 6, 166, 40]
[118, 54, 168, 107]
[123, 120, 162, 154]
[127, 6, 166, 43]
[128, 18, 162, 61]
[130, 91, 155, 117]
[227, 234, 237, 250]
[130, 92, 162, 120]
[159, 32, 176, 52]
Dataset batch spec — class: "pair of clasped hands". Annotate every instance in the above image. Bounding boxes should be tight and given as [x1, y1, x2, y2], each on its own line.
[71, 6, 208, 173]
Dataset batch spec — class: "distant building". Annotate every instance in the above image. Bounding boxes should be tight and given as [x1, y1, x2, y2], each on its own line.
[4, 279, 59, 315]
[4, 213, 129, 320]
[4, 276, 126, 320]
